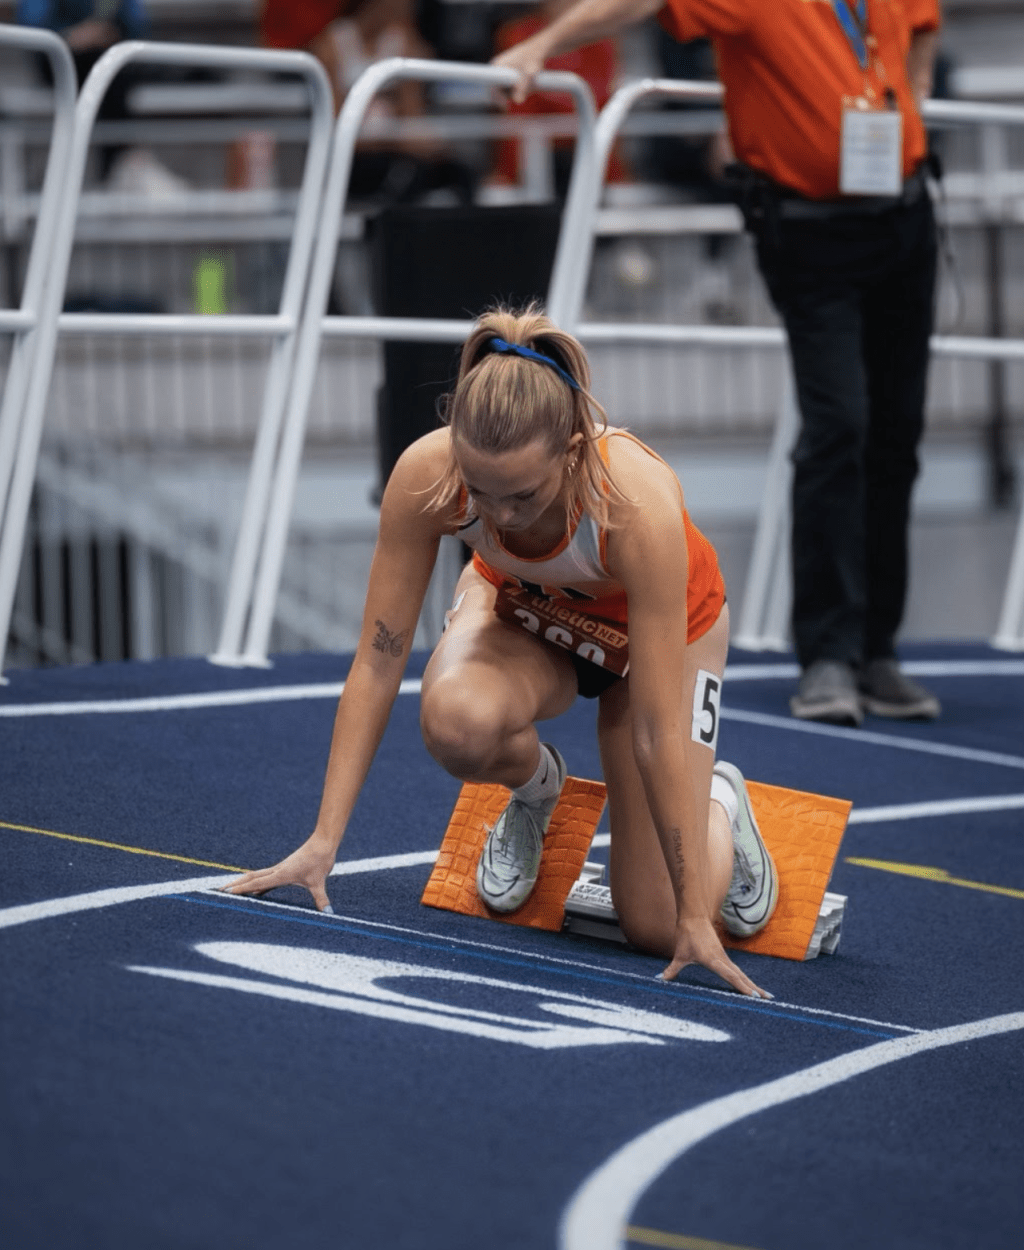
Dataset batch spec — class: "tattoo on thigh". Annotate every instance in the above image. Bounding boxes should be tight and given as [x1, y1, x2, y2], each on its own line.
[373, 619, 410, 658]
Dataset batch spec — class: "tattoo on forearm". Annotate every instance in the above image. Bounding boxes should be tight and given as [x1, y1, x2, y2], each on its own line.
[671, 827, 685, 876]
[372, 619, 409, 658]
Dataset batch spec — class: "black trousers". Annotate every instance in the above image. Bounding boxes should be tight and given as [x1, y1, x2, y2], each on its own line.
[753, 192, 938, 669]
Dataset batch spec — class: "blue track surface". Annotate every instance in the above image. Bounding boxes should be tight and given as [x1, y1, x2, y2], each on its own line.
[2, 643, 1022, 1249]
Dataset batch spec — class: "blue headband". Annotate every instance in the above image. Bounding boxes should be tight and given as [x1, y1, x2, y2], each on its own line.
[487, 336, 581, 392]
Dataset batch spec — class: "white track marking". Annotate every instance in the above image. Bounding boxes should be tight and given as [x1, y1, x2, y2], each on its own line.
[0, 874, 232, 930]
[131, 944, 731, 1049]
[722, 707, 1024, 772]
[330, 850, 438, 875]
[0, 848, 436, 930]
[0, 852, 917, 1035]
[848, 792, 1024, 824]
[559, 1011, 1024, 1250]
[0, 678, 421, 718]
[724, 660, 1024, 681]
[225, 895, 921, 1036]
[0, 656, 1021, 718]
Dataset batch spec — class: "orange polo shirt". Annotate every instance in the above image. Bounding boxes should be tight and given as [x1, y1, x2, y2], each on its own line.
[658, 0, 941, 199]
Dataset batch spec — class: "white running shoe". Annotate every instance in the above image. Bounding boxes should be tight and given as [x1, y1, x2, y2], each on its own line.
[714, 760, 779, 937]
[476, 744, 567, 912]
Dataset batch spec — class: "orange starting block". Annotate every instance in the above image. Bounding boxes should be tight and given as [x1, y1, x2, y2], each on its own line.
[420, 774, 852, 962]
[420, 776, 607, 932]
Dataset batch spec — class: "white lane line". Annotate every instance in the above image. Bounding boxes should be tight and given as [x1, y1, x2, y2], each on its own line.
[0, 678, 422, 717]
[848, 792, 1024, 824]
[0, 873, 233, 930]
[724, 659, 1024, 681]
[559, 1011, 1024, 1250]
[1, 656, 1021, 717]
[722, 707, 1024, 772]
[5, 784, 1019, 934]
[0, 846, 437, 930]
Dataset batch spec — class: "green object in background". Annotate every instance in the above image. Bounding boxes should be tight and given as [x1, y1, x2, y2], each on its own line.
[195, 255, 227, 314]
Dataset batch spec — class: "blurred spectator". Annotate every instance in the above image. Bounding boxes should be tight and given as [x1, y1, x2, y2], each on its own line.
[257, 0, 475, 206]
[647, 31, 730, 197]
[491, 0, 628, 197]
[16, 0, 188, 194]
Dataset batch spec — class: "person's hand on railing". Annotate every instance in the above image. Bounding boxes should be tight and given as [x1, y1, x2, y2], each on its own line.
[491, 35, 550, 105]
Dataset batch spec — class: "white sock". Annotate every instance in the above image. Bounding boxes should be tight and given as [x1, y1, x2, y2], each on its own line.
[514, 744, 561, 804]
[710, 768, 738, 826]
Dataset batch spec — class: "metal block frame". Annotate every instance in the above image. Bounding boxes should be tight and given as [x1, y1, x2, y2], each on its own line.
[217, 58, 598, 668]
[0, 37, 335, 679]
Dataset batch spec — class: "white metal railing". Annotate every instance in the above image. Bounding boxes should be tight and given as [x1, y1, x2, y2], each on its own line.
[4, 57, 1024, 669]
[0, 35, 335, 680]
[211, 58, 598, 668]
[0, 25, 76, 665]
[544, 78, 1024, 652]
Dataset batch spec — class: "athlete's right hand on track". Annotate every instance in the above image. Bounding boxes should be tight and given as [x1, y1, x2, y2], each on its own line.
[660, 915, 773, 999]
[222, 835, 337, 913]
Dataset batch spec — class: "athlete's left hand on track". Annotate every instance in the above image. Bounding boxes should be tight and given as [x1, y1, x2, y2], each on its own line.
[220, 836, 337, 913]
[660, 916, 773, 999]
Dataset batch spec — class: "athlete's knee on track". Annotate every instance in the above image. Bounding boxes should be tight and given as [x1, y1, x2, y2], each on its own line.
[420, 680, 505, 777]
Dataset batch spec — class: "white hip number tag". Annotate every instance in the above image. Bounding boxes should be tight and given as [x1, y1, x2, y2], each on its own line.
[691, 669, 721, 753]
[839, 106, 902, 196]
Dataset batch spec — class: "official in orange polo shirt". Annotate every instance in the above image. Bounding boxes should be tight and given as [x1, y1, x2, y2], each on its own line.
[494, 0, 943, 728]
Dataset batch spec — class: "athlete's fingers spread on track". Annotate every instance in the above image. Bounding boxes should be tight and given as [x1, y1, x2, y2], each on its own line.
[220, 838, 335, 912]
[659, 917, 774, 999]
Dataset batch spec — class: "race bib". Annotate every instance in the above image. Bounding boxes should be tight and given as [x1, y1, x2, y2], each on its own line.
[691, 668, 721, 752]
[839, 106, 902, 196]
[493, 583, 629, 677]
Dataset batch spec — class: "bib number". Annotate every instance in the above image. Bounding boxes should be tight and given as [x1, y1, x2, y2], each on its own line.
[691, 669, 721, 752]
[493, 583, 629, 677]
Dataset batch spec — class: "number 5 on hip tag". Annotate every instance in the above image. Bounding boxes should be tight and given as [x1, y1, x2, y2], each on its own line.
[691, 669, 721, 752]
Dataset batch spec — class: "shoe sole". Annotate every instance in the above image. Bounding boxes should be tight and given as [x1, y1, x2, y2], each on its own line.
[714, 761, 779, 938]
[860, 696, 940, 721]
[790, 696, 863, 727]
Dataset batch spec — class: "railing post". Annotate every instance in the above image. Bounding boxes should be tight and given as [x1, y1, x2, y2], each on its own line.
[238, 59, 597, 666]
[0, 38, 334, 680]
[0, 26, 77, 650]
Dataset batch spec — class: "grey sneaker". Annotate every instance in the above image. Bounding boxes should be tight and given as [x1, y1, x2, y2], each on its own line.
[859, 659, 940, 720]
[476, 744, 567, 912]
[714, 760, 779, 938]
[790, 659, 863, 727]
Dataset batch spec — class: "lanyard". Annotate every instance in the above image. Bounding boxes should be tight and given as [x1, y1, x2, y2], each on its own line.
[831, 0, 869, 70]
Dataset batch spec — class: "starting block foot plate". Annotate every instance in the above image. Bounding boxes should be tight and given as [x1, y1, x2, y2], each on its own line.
[420, 776, 607, 931]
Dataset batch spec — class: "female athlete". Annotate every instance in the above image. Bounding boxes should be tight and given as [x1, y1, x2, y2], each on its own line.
[226, 307, 778, 998]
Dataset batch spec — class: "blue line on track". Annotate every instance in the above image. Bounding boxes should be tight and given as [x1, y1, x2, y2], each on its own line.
[169, 893, 897, 1040]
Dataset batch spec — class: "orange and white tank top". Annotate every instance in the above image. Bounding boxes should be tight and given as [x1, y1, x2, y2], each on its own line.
[458, 431, 725, 644]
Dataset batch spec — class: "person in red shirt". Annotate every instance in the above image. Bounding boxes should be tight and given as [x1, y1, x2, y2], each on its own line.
[494, 0, 943, 728]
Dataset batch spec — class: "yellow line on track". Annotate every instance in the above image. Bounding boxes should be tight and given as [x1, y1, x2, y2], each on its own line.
[1, 818, 245, 872]
[626, 1227, 762, 1250]
[846, 857, 1024, 900]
